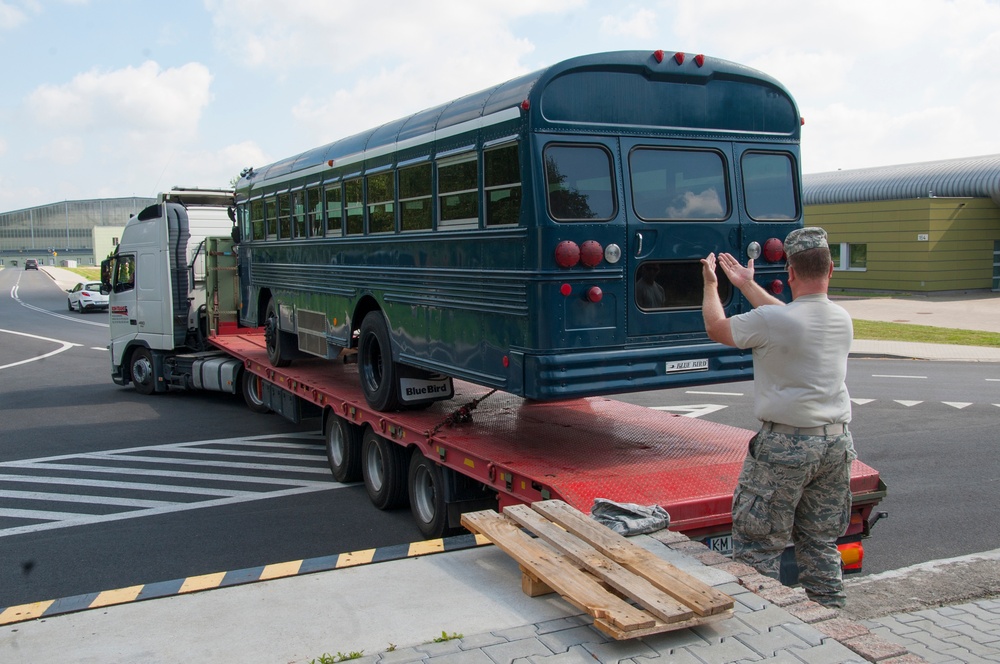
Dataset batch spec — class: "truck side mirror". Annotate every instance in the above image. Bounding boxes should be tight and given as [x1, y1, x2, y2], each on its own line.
[100, 258, 113, 295]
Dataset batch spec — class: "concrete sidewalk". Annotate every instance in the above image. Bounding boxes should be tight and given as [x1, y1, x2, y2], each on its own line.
[6, 528, 975, 664]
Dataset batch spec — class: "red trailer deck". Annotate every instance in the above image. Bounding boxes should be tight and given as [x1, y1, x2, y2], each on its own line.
[211, 330, 884, 547]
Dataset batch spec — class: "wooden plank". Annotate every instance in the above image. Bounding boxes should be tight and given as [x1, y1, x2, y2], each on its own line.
[461, 510, 655, 632]
[504, 504, 695, 624]
[531, 500, 734, 616]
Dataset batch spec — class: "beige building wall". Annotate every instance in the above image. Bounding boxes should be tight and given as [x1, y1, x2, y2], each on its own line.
[92, 226, 125, 266]
[805, 198, 1000, 292]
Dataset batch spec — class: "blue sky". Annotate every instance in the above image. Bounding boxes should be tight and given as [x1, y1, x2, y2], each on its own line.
[1, 0, 999, 211]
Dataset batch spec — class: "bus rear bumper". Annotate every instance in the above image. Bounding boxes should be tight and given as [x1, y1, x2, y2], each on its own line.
[521, 343, 752, 400]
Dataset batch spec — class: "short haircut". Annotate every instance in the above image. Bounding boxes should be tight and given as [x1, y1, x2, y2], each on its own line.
[788, 247, 832, 279]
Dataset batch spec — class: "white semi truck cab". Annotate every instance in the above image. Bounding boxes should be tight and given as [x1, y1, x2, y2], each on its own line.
[101, 188, 257, 400]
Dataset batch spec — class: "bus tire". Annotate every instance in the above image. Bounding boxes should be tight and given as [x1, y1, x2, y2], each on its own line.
[361, 428, 409, 510]
[130, 347, 157, 396]
[408, 452, 457, 539]
[264, 299, 293, 368]
[325, 415, 362, 483]
[240, 369, 271, 414]
[358, 311, 402, 411]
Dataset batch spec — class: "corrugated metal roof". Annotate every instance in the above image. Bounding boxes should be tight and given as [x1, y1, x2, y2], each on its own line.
[803, 154, 1000, 207]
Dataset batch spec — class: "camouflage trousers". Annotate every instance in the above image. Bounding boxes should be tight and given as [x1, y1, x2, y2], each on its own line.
[731, 427, 857, 608]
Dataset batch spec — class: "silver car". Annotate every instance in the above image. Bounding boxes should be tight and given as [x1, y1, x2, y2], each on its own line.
[67, 281, 109, 313]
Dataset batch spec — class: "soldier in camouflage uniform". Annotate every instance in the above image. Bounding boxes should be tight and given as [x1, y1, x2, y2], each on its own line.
[700, 227, 856, 609]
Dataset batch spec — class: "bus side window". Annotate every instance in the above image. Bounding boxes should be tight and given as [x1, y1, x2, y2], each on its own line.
[438, 154, 479, 229]
[485, 143, 521, 227]
[265, 198, 277, 238]
[544, 145, 616, 221]
[326, 183, 343, 237]
[345, 179, 364, 235]
[278, 193, 292, 239]
[399, 163, 432, 231]
[306, 186, 323, 236]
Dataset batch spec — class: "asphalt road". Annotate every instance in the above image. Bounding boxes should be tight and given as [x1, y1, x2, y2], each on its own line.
[3, 265, 999, 613]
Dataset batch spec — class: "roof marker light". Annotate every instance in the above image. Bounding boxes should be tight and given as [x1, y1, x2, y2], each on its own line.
[653, 49, 665, 63]
[327, 159, 334, 167]
[801, 117, 806, 126]
[520, 99, 530, 111]
[694, 54, 705, 67]
[674, 52, 685, 65]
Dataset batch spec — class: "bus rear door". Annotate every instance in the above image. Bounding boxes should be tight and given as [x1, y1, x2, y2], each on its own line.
[622, 140, 740, 339]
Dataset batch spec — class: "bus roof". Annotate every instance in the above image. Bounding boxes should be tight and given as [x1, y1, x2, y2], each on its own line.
[237, 50, 798, 196]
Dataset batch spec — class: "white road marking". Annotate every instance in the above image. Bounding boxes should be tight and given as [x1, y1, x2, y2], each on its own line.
[0, 433, 341, 538]
[851, 398, 876, 405]
[9, 278, 108, 328]
[873, 374, 927, 379]
[895, 400, 923, 407]
[943, 402, 972, 409]
[651, 404, 728, 418]
[685, 390, 744, 396]
[0, 327, 81, 370]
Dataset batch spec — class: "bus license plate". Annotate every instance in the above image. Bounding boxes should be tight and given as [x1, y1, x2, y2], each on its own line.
[665, 358, 709, 374]
[704, 534, 733, 556]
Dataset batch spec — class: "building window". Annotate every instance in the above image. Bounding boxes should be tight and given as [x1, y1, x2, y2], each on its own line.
[831, 243, 867, 271]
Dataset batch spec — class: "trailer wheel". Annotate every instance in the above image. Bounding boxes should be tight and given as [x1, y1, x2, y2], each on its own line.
[240, 370, 271, 414]
[325, 415, 362, 483]
[358, 311, 401, 411]
[361, 428, 409, 510]
[130, 347, 157, 396]
[408, 452, 458, 539]
[264, 299, 292, 368]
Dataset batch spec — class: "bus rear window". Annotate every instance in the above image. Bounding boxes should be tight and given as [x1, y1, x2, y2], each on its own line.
[630, 149, 728, 221]
[742, 152, 798, 221]
[544, 145, 615, 221]
[636, 260, 731, 310]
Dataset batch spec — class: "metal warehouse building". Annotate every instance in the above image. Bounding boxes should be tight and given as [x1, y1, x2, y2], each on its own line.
[0, 196, 153, 267]
[804, 154, 1000, 292]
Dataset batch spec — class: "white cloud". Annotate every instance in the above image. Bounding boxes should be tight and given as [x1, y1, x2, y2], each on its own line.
[26, 61, 212, 140]
[0, 1, 29, 29]
[599, 8, 657, 39]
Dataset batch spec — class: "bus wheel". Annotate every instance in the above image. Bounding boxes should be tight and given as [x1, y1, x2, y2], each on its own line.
[408, 452, 458, 539]
[325, 415, 362, 483]
[358, 311, 402, 411]
[240, 370, 271, 414]
[264, 299, 292, 368]
[130, 347, 157, 396]
[361, 428, 409, 510]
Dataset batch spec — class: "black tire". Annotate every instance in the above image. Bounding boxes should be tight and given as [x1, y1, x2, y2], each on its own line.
[358, 311, 401, 411]
[361, 428, 409, 510]
[130, 347, 157, 396]
[264, 299, 292, 368]
[325, 414, 362, 483]
[408, 452, 458, 539]
[240, 369, 271, 414]
[67, 298, 73, 311]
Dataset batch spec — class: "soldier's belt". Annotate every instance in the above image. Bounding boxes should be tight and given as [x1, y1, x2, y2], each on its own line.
[761, 422, 847, 436]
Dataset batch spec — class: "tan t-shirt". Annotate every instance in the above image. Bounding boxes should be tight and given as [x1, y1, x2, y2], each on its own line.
[729, 293, 853, 427]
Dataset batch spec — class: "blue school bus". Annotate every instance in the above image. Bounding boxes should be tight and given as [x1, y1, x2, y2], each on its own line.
[234, 50, 802, 411]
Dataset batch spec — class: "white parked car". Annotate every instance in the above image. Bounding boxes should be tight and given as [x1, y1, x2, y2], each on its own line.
[67, 281, 109, 313]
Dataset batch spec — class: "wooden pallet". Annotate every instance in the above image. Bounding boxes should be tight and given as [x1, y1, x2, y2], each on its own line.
[461, 500, 734, 640]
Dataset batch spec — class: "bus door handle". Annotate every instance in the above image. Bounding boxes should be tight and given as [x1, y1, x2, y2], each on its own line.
[634, 232, 644, 257]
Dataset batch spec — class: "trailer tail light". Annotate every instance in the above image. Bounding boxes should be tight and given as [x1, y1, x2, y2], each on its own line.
[769, 280, 785, 295]
[839, 541, 864, 572]
[762, 238, 785, 263]
[579, 240, 603, 267]
[586, 286, 603, 303]
[554, 240, 580, 268]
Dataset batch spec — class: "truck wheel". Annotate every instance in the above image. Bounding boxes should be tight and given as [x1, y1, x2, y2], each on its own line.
[325, 415, 362, 483]
[264, 299, 292, 368]
[409, 452, 458, 539]
[240, 370, 271, 414]
[358, 311, 401, 411]
[361, 428, 408, 510]
[130, 347, 157, 396]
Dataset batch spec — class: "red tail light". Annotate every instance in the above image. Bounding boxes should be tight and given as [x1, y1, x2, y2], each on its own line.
[554, 241, 580, 268]
[81, 291, 91, 296]
[769, 280, 785, 295]
[586, 286, 603, 303]
[839, 541, 864, 571]
[762, 238, 785, 263]
[579, 240, 603, 267]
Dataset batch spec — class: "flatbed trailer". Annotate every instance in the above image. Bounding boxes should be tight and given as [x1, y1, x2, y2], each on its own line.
[210, 329, 885, 572]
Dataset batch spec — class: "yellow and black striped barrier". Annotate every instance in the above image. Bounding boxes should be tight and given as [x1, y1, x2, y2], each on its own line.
[0, 533, 491, 626]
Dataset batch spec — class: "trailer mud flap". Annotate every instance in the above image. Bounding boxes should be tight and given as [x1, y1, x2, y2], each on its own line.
[260, 380, 320, 424]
